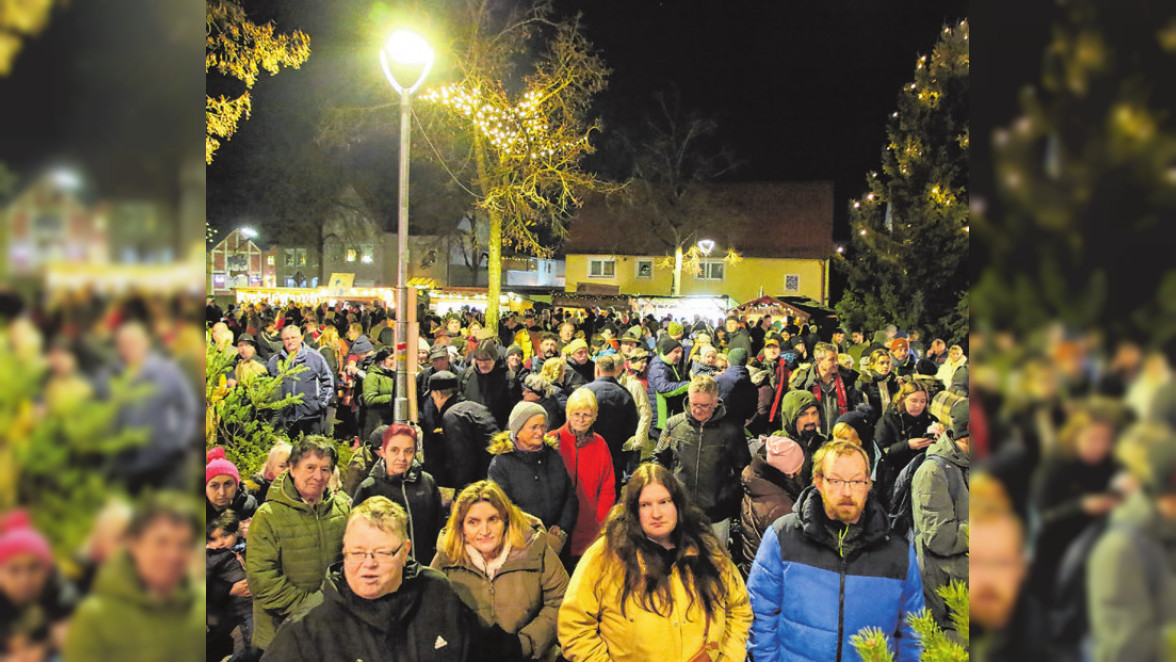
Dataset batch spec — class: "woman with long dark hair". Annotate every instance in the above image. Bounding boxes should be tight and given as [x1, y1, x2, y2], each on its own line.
[558, 463, 751, 661]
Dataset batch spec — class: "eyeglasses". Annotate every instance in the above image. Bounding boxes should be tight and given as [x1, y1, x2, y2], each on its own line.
[343, 542, 404, 564]
[824, 478, 871, 490]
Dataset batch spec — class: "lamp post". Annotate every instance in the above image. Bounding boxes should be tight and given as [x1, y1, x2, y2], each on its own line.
[381, 29, 434, 424]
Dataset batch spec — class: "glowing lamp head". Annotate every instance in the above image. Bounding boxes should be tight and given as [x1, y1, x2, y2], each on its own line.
[381, 30, 434, 95]
[697, 239, 716, 256]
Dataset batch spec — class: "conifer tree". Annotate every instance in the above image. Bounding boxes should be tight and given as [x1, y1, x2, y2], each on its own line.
[835, 21, 969, 345]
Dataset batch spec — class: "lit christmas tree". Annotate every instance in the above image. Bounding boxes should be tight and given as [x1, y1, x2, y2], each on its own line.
[972, 0, 1176, 341]
[835, 21, 969, 345]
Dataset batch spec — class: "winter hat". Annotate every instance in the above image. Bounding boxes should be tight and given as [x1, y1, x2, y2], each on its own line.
[508, 401, 548, 439]
[0, 511, 53, 567]
[417, 338, 430, 353]
[656, 335, 683, 357]
[621, 326, 643, 342]
[368, 425, 390, 452]
[930, 390, 970, 440]
[916, 358, 939, 376]
[351, 335, 375, 355]
[627, 346, 651, 361]
[890, 338, 910, 353]
[428, 370, 459, 391]
[428, 345, 449, 361]
[505, 344, 525, 359]
[563, 338, 589, 356]
[764, 436, 804, 476]
[835, 405, 876, 445]
[206, 447, 241, 486]
[763, 334, 781, 347]
[667, 321, 684, 338]
[236, 333, 258, 348]
[727, 348, 749, 367]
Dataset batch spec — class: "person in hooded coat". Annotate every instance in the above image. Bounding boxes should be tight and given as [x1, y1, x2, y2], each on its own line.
[738, 434, 806, 571]
[352, 424, 445, 565]
[715, 347, 757, 428]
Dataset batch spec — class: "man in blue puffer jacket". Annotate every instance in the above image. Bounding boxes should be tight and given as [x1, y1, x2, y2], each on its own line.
[746, 440, 924, 662]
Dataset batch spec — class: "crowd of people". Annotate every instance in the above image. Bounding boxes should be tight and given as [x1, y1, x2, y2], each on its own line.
[2, 289, 206, 662]
[203, 297, 972, 661]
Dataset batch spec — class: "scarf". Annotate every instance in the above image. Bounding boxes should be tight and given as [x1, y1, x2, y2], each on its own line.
[878, 376, 892, 416]
[465, 541, 513, 580]
[812, 372, 849, 418]
[768, 359, 791, 423]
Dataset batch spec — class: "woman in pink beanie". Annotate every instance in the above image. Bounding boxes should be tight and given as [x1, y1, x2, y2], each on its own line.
[0, 510, 76, 658]
[206, 447, 258, 529]
[738, 436, 808, 572]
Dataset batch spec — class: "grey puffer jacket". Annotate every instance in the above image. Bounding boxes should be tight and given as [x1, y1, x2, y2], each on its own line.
[911, 433, 969, 632]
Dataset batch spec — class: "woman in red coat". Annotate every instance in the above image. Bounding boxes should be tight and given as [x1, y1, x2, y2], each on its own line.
[551, 388, 616, 565]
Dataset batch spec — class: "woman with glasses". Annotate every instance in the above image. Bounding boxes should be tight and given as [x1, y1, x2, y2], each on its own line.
[558, 463, 752, 662]
[551, 389, 616, 564]
[431, 481, 569, 661]
[262, 496, 471, 662]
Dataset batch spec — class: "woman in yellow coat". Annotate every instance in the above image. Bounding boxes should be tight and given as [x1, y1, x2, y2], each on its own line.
[558, 463, 752, 662]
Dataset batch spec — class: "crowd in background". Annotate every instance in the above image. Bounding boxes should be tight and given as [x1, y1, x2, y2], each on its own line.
[1, 289, 205, 662]
[203, 297, 971, 661]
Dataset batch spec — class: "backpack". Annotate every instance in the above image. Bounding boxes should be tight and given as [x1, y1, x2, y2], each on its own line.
[887, 453, 934, 539]
[1047, 517, 1166, 654]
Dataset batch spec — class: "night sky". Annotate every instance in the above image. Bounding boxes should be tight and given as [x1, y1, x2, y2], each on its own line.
[204, 0, 969, 245]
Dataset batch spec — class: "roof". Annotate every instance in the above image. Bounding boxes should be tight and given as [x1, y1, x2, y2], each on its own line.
[562, 181, 834, 259]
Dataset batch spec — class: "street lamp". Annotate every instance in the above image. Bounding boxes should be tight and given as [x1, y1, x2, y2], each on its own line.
[381, 29, 434, 424]
[697, 239, 716, 256]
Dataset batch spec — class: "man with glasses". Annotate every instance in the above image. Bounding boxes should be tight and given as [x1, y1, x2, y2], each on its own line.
[262, 497, 470, 661]
[653, 375, 751, 547]
[747, 440, 925, 661]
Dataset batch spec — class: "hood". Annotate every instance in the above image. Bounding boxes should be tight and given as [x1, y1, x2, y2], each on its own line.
[487, 430, 559, 455]
[366, 457, 422, 484]
[92, 548, 199, 612]
[266, 468, 340, 513]
[927, 432, 970, 470]
[1110, 491, 1176, 545]
[780, 390, 818, 437]
[320, 560, 429, 632]
[793, 485, 891, 553]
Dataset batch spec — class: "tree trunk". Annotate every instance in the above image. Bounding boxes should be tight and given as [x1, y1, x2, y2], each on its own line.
[474, 137, 502, 335]
[672, 244, 684, 297]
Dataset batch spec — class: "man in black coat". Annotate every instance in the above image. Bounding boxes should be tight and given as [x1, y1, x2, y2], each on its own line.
[420, 371, 500, 490]
[459, 339, 519, 430]
[262, 497, 471, 662]
[715, 347, 757, 428]
[582, 355, 639, 490]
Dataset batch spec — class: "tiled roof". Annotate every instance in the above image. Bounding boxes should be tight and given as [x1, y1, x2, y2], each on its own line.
[562, 180, 834, 259]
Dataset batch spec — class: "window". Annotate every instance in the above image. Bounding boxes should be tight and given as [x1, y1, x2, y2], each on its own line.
[588, 258, 615, 278]
[361, 244, 374, 264]
[636, 259, 653, 279]
[212, 274, 226, 289]
[346, 249, 357, 263]
[266, 255, 275, 266]
[698, 260, 724, 280]
[784, 274, 800, 292]
[297, 248, 307, 265]
[285, 248, 295, 267]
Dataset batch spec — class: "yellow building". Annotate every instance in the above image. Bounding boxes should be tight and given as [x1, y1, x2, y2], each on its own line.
[563, 181, 834, 305]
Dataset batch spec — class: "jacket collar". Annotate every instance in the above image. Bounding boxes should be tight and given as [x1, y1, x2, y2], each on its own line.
[794, 485, 891, 554]
[367, 457, 422, 484]
[321, 561, 427, 632]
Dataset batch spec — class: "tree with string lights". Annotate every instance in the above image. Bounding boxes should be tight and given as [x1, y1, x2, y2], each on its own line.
[835, 20, 969, 345]
[417, 0, 612, 334]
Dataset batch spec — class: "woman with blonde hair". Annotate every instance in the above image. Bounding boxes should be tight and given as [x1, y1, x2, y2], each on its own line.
[558, 463, 752, 661]
[550, 389, 615, 562]
[432, 480, 569, 661]
[857, 348, 899, 418]
[249, 439, 292, 505]
[540, 357, 571, 397]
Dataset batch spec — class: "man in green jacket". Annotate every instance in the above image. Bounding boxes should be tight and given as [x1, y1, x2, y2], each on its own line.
[1088, 421, 1176, 662]
[64, 493, 204, 662]
[912, 396, 970, 638]
[247, 435, 351, 650]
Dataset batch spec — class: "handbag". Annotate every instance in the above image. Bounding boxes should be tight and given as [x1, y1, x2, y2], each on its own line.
[687, 616, 720, 662]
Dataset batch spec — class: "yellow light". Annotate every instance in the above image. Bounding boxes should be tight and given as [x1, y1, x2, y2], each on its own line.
[860, 229, 867, 236]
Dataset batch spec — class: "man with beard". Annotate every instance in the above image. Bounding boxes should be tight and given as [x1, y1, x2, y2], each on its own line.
[748, 334, 792, 436]
[526, 332, 561, 371]
[791, 342, 862, 437]
[772, 390, 828, 487]
[747, 440, 924, 661]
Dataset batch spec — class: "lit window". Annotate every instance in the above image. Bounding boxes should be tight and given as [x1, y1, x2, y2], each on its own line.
[346, 249, 356, 263]
[588, 258, 615, 278]
[266, 255, 275, 266]
[361, 244, 374, 264]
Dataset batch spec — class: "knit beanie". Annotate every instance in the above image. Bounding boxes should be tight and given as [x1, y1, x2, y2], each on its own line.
[764, 436, 804, 476]
[0, 510, 53, 567]
[508, 401, 549, 439]
[667, 321, 684, 338]
[563, 338, 588, 356]
[916, 357, 938, 375]
[206, 447, 241, 486]
[656, 335, 682, 357]
[351, 335, 375, 355]
[727, 348, 748, 367]
[505, 343, 524, 359]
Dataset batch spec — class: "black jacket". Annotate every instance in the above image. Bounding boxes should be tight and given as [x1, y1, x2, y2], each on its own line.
[420, 395, 500, 490]
[873, 407, 934, 503]
[487, 442, 578, 534]
[352, 459, 445, 564]
[654, 401, 752, 522]
[715, 364, 757, 427]
[582, 376, 639, 472]
[460, 357, 520, 430]
[206, 489, 258, 526]
[261, 562, 471, 662]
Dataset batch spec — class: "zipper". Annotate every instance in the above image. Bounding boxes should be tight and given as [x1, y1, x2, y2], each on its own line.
[837, 554, 847, 662]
